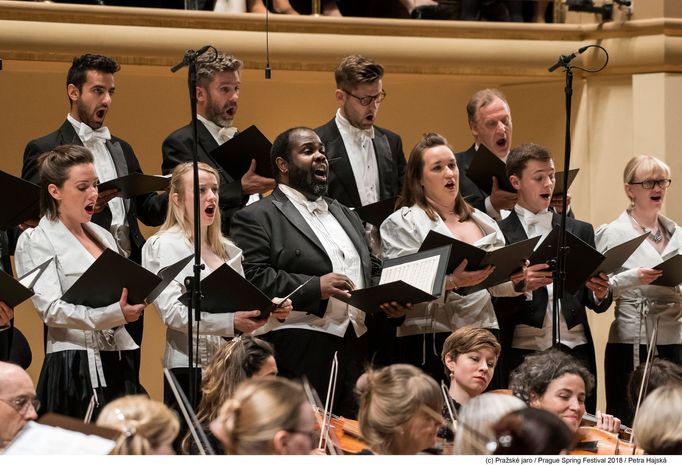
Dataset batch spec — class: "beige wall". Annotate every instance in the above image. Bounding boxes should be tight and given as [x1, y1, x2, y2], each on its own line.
[2, 1, 682, 411]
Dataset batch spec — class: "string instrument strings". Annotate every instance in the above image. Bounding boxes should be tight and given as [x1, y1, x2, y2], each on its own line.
[629, 318, 659, 447]
[163, 367, 215, 455]
[319, 351, 339, 451]
[301, 375, 339, 455]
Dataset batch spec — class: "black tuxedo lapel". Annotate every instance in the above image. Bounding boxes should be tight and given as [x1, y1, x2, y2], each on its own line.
[324, 123, 362, 208]
[197, 123, 235, 186]
[271, 188, 327, 256]
[373, 131, 394, 200]
[106, 140, 131, 213]
[57, 120, 83, 146]
[328, 200, 366, 258]
[500, 210, 529, 244]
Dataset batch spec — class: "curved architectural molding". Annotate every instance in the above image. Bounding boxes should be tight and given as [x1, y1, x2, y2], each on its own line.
[1, 1, 682, 76]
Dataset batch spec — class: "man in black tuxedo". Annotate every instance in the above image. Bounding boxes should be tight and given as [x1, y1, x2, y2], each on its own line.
[0, 232, 14, 362]
[231, 127, 404, 416]
[315, 55, 405, 211]
[22, 54, 167, 362]
[493, 143, 611, 411]
[162, 52, 275, 236]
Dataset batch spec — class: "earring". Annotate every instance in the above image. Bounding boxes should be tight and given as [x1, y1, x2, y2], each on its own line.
[629, 197, 635, 209]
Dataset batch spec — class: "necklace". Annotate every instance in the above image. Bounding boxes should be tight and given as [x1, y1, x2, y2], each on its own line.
[629, 211, 664, 243]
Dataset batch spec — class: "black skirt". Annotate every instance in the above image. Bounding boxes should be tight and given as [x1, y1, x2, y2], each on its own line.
[37, 349, 144, 420]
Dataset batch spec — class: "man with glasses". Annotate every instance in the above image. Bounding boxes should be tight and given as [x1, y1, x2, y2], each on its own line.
[0, 361, 39, 450]
[315, 55, 406, 211]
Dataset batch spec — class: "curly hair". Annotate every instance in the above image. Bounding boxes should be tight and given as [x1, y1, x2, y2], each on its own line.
[182, 335, 275, 453]
[196, 52, 242, 87]
[509, 349, 595, 404]
[96, 395, 179, 455]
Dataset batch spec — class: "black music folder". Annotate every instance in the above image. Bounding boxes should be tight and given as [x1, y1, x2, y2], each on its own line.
[652, 254, 682, 287]
[146, 254, 194, 304]
[529, 226, 605, 294]
[553, 168, 579, 196]
[61, 249, 162, 307]
[418, 230, 539, 293]
[337, 245, 451, 314]
[178, 263, 288, 320]
[0, 257, 52, 308]
[354, 196, 399, 227]
[97, 173, 170, 199]
[0, 170, 40, 230]
[209, 125, 273, 180]
[465, 144, 515, 195]
[592, 233, 648, 277]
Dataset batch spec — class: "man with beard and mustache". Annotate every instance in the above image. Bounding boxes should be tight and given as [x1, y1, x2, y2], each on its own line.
[162, 52, 275, 236]
[231, 127, 406, 417]
[21, 54, 167, 368]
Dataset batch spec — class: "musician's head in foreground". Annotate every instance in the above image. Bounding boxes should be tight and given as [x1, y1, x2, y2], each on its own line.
[210, 377, 315, 455]
[633, 384, 682, 454]
[357, 363, 443, 455]
[0, 362, 39, 450]
[96, 395, 180, 455]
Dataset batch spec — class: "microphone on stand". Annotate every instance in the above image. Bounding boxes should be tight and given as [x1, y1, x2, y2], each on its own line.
[548, 46, 589, 73]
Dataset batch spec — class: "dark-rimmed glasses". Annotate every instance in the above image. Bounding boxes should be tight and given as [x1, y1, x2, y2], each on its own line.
[342, 89, 386, 106]
[0, 396, 40, 415]
[629, 179, 672, 189]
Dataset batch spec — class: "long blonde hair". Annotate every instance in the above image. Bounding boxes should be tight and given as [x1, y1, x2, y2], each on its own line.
[212, 377, 309, 455]
[161, 162, 228, 261]
[96, 395, 180, 455]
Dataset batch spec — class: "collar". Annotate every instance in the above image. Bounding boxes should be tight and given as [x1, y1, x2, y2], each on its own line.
[279, 184, 328, 214]
[514, 204, 552, 224]
[198, 115, 238, 144]
[67, 114, 110, 144]
[335, 109, 375, 141]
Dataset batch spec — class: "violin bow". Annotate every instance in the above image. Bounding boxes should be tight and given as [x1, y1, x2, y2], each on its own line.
[319, 351, 339, 451]
[440, 380, 459, 432]
[163, 367, 215, 455]
[302, 376, 338, 455]
[629, 318, 659, 449]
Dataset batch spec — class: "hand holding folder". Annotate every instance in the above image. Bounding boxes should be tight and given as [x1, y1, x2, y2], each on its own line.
[336, 245, 451, 314]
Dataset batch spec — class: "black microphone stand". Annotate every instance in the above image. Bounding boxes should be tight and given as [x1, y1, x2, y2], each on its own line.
[547, 45, 608, 349]
[170, 45, 216, 407]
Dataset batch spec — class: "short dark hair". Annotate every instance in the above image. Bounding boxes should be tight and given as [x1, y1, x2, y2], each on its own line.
[270, 127, 312, 182]
[66, 54, 120, 93]
[506, 143, 553, 179]
[38, 145, 94, 220]
[196, 52, 243, 88]
[335, 55, 384, 91]
[441, 326, 501, 377]
[492, 407, 574, 455]
[627, 357, 682, 410]
[509, 349, 595, 404]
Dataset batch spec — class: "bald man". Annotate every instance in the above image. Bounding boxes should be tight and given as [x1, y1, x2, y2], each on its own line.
[0, 362, 38, 450]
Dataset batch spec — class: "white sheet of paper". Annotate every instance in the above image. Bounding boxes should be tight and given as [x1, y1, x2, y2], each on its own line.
[3, 421, 116, 455]
[379, 255, 440, 294]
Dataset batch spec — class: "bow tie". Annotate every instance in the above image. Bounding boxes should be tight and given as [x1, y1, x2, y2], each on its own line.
[217, 126, 239, 144]
[304, 197, 328, 214]
[524, 211, 553, 234]
[79, 124, 111, 144]
[348, 125, 374, 143]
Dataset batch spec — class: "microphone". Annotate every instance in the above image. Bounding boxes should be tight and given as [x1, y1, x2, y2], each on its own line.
[548, 46, 589, 73]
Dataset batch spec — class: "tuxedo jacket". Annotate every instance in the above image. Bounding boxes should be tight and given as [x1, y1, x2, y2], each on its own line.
[230, 186, 381, 319]
[315, 119, 406, 209]
[22, 120, 167, 263]
[455, 144, 488, 213]
[162, 122, 246, 235]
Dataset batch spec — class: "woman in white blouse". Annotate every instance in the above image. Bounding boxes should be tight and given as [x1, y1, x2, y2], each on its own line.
[595, 154, 682, 426]
[142, 162, 291, 405]
[15, 145, 145, 418]
[380, 133, 526, 382]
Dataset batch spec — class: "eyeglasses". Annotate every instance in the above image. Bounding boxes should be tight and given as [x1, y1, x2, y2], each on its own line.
[629, 179, 672, 189]
[0, 396, 40, 415]
[342, 89, 386, 106]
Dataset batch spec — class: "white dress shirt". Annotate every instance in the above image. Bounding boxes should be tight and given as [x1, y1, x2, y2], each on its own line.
[142, 226, 241, 369]
[15, 217, 136, 389]
[275, 184, 367, 337]
[511, 205, 587, 351]
[335, 109, 379, 207]
[67, 114, 131, 257]
[198, 115, 260, 206]
[596, 211, 682, 359]
[381, 205, 520, 338]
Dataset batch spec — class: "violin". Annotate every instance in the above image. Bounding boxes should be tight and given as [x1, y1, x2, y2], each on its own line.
[313, 410, 368, 454]
[581, 412, 633, 441]
[571, 426, 644, 455]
